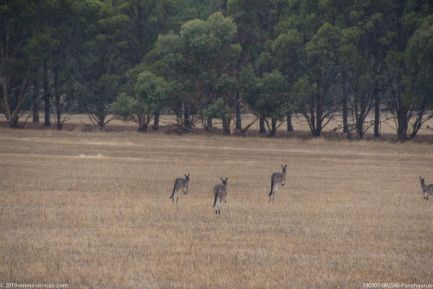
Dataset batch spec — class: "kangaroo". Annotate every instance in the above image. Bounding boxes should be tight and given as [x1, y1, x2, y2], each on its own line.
[419, 176, 433, 200]
[169, 174, 190, 204]
[268, 164, 287, 201]
[213, 178, 228, 216]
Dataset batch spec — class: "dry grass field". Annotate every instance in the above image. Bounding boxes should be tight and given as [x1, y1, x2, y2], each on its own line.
[1, 124, 433, 288]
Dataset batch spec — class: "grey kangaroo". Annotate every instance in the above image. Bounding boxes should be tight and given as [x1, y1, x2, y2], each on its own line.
[268, 164, 287, 201]
[169, 173, 190, 204]
[213, 178, 228, 216]
[419, 176, 433, 200]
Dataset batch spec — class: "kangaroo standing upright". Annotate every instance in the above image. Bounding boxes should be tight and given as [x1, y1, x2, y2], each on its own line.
[268, 164, 287, 201]
[169, 174, 190, 204]
[419, 176, 433, 200]
[213, 178, 228, 216]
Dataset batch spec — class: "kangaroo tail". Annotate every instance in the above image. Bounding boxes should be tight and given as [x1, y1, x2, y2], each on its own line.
[213, 192, 218, 207]
[268, 177, 274, 196]
[170, 183, 176, 199]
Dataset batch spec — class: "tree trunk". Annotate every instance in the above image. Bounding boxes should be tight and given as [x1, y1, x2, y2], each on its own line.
[270, 117, 277, 137]
[222, 116, 230, 135]
[397, 109, 408, 141]
[207, 116, 213, 129]
[235, 92, 241, 130]
[9, 115, 18, 128]
[356, 116, 364, 139]
[5, 90, 19, 127]
[137, 117, 148, 132]
[32, 72, 40, 123]
[409, 98, 429, 139]
[91, 104, 107, 128]
[312, 98, 322, 137]
[410, 111, 423, 139]
[259, 114, 266, 134]
[53, 65, 62, 130]
[184, 103, 191, 129]
[43, 60, 51, 127]
[342, 72, 349, 134]
[286, 113, 293, 132]
[1, 73, 28, 128]
[374, 92, 380, 138]
[312, 114, 322, 137]
[153, 109, 160, 130]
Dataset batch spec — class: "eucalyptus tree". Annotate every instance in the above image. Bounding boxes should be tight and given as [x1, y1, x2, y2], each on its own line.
[111, 71, 169, 132]
[40, 0, 85, 129]
[336, 0, 399, 139]
[256, 71, 289, 136]
[144, 12, 240, 133]
[384, 0, 433, 140]
[251, 0, 343, 137]
[143, 32, 187, 126]
[402, 15, 433, 139]
[78, 0, 129, 128]
[340, 15, 386, 139]
[22, 0, 86, 129]
[179, 12, 239, 131]
[296, 23, 341, 137]
[116, 0, 174, 130]
[270, 28, 303, 132]
[240, 67, 288, 136]
[227, 0, 282, 66]
[227, 0, 284, 131]
[0, 0, 39, 127]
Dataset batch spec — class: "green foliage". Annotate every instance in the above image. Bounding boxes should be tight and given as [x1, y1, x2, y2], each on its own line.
[135, 71, 168, 112]
[305, 22, 340, 64]
[203, 98, 231, 119]
[292, 76, 317, 108]
[241, 68, 288, 120]
[111, 92, 142, 119]
[227, 0, 282, 66]
[256, 71, 288, 119]
[239, 65, 259, 112]
[2, 0, 433, 139]
[145, 11, 240, 126]
[271, 29, 303, 75]
[338, 5, 390, 138]
[112, 70, 169, 131]
[406, 16, 433, 105]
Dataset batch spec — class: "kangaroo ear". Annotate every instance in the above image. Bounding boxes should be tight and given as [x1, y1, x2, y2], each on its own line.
[220, 178, 224, 183]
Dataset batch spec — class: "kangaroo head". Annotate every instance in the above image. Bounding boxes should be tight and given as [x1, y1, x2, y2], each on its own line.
[419, 176, 425, 186]
[282, 164, 287, 173]
[220, 177, 228, 186]
[185, 173, 190, 181]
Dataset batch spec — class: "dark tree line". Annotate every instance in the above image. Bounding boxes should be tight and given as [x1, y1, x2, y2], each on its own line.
[1, 0, 433, 140]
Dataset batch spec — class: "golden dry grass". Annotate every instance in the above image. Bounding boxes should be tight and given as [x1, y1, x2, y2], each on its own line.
[0, 127, 433, 288]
